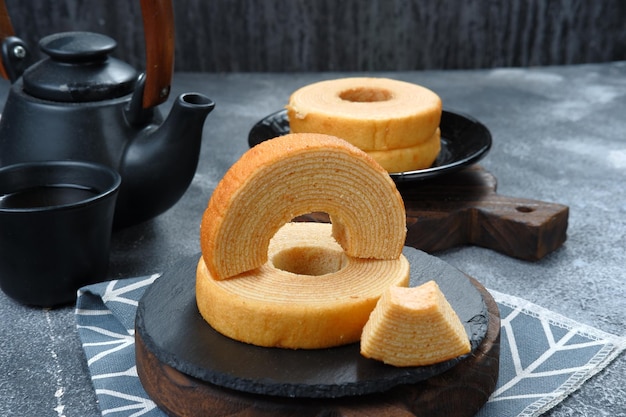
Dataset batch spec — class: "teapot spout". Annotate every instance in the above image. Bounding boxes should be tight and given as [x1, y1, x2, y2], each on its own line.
[115, 93, 215, 228]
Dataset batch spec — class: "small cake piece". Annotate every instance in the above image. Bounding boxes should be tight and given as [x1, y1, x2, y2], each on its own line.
[360, 280, 471, 367]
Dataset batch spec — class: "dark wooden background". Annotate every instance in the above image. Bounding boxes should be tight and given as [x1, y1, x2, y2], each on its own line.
[4, 0, 625, 73]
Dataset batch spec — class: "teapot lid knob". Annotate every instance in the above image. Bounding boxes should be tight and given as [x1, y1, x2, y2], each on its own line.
[40, 31, 117, 62]
[22, 31, 138, 102]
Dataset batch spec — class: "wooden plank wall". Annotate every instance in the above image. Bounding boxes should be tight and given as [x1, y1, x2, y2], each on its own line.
[4, 0, 625, 73]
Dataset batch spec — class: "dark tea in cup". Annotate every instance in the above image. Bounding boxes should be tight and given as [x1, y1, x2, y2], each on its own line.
[0, 161, 121, 307]
[0, 185, 99, 208]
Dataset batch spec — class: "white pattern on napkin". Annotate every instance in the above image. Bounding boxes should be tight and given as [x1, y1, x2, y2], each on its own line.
[475, 290, 626, 417]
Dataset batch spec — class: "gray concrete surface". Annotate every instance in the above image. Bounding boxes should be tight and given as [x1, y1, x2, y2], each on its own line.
[1, 61, 625, 416]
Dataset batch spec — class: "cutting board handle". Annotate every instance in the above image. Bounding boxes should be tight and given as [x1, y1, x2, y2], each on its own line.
[401, 165, 569, 261]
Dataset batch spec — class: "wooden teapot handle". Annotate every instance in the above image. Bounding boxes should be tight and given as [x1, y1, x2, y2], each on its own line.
[0, 0, 174, 109]
[0, 0, 15, 80]
[140, 0, 175, 108]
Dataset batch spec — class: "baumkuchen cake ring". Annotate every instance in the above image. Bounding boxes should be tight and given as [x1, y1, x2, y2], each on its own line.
[197, 133, 410, 349]
[285, 77, 443, 172]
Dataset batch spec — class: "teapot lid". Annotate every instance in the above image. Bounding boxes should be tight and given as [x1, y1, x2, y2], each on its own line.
[22, 31, 138, 102]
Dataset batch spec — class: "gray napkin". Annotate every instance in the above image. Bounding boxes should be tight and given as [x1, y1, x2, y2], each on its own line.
[75, 277, 626, 417]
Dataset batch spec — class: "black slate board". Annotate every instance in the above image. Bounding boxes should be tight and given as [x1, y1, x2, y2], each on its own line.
[135, 247, 488, 398]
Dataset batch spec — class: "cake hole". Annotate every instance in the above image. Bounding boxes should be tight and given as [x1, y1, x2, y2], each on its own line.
[339, 87, 393, 103]
[516, 206, 535, 213]
[291, 212, 329, 223]
[272, 246, 347, 276]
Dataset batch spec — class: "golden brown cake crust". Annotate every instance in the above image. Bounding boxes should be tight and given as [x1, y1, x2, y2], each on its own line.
[200, 133, 406, 280]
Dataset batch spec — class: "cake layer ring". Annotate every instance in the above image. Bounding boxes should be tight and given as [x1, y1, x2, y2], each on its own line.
[200, 133, 407, 280]
[286, 77, 442, 151]
[196, 222, 410, 349]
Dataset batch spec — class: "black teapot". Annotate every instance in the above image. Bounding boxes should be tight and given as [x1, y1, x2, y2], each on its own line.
[0, 0, 215, 227]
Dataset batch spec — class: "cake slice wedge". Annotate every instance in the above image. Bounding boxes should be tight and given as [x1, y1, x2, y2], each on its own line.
[360, 280, 471, 367]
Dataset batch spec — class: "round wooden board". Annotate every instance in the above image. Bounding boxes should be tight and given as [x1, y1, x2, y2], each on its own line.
[135, 273, 500, 416]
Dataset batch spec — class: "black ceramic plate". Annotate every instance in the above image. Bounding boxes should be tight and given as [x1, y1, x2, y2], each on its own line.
[136, 247, 489, 399]
[248, 109, 492, 182]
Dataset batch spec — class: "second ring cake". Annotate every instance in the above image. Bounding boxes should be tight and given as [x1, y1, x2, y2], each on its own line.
[286, 77, 442, 172]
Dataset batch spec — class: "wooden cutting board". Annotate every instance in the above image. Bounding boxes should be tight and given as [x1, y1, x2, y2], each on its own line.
[304, 165, 569, 261]
[401, 165, 569, 260]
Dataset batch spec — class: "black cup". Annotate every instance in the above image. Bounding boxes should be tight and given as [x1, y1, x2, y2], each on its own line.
[0, 161, 121, 307]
